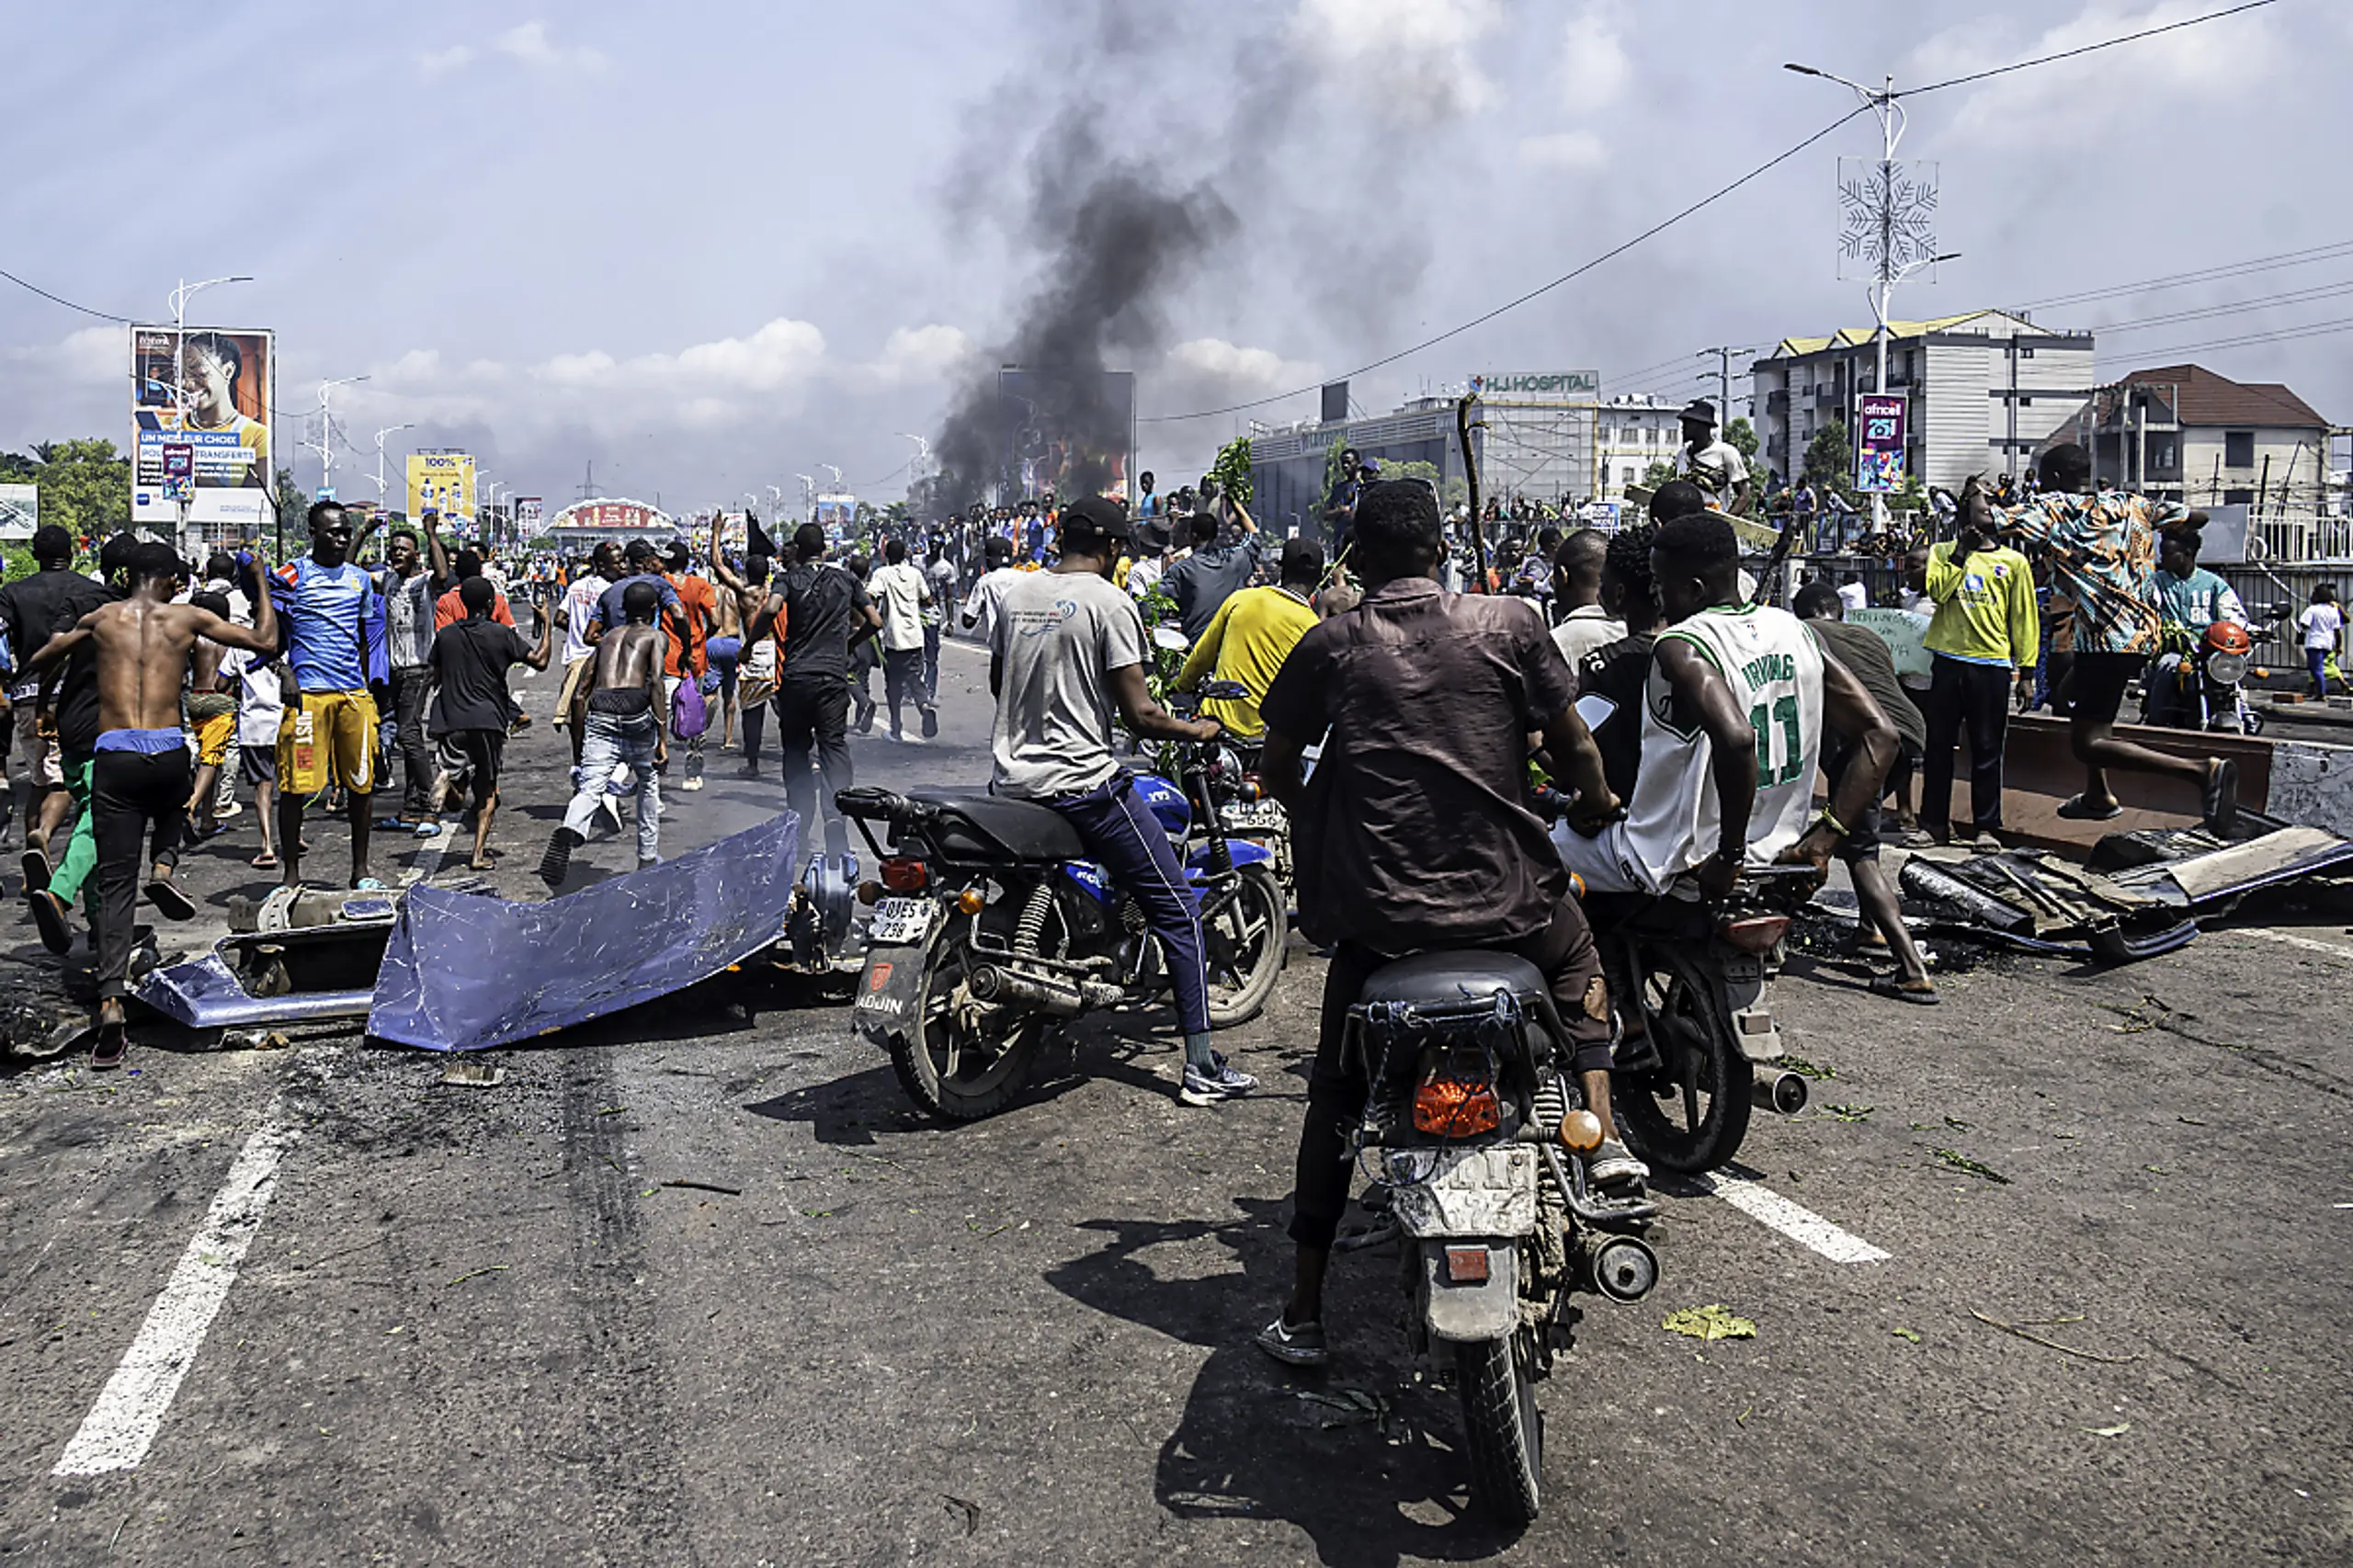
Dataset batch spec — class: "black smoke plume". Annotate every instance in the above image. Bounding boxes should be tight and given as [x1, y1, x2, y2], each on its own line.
[933, 102, 1234, 513]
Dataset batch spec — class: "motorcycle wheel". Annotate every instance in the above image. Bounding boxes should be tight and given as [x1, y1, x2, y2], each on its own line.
[1454, 1332, 1542, 1529]
[1202, 864, 1288, 1028]
[889, 935, 1045, 1122]
[1614, 949, 1753, 1175]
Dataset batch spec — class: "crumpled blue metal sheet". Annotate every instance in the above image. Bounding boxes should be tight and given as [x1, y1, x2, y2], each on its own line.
[136, 951, 374, 1028]
[367, 812, 801, 1051]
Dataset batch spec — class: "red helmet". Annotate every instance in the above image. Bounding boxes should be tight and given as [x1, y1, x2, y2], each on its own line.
[2204, 620, 2253, 656]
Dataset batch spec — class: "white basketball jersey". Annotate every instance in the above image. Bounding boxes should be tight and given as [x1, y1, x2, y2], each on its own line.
[1620, 603, 1825, 890]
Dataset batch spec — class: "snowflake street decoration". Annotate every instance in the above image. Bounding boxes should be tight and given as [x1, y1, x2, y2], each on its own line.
[1837, 156, 1939, 282]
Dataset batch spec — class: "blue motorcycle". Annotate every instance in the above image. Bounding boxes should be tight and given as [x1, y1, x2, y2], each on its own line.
[835, 697, 1289, 1120]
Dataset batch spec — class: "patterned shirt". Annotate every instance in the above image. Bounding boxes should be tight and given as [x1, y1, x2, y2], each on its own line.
[1996, 490, 2187, 657]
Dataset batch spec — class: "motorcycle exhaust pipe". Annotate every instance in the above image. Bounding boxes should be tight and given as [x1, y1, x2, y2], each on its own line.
[965, 962, 1123, 1018]
[1580, 1233, 1660, 1304]
[1751, 1070, 1810, 1116]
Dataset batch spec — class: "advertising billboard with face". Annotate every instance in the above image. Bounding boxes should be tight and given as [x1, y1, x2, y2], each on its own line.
[131, 324, 274, 528]
[406, 452, 477, 527]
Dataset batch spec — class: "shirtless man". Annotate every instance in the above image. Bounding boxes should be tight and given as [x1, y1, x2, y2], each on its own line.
[24, 544, 279, 1067]
[708, 516, 778, 776]
[704, 513, 751, 752]
[538, 579, 669, 888]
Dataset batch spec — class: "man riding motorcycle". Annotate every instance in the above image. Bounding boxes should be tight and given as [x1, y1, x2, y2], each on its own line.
[1552, 495, 1898, 903]
[1248, 479, 1625, 1369]
[2146, 520, 2248, 731]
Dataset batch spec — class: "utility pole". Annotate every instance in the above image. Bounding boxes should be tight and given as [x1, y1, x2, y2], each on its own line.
[1696, 346, 1756, 442]
[165, 275, 251, 555]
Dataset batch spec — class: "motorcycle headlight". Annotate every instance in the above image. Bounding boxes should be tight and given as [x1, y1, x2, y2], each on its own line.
[2207, 652, 2249, 686]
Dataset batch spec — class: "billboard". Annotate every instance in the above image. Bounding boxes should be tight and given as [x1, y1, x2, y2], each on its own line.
[0, 483, 35, 541]
[131, 324, 274, 528]
[406, 452, 476, 526]
[996, 368, 1135, 504]
[514, 496, 544, 535]
[546, 498, 672, 537]
[1855, 392, 1907, 494]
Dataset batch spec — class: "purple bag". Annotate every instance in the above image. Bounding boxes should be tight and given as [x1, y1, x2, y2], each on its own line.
[672, 674, 709, 740]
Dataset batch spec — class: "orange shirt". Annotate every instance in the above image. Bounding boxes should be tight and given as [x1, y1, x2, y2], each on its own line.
[434, 585, 514, 631]
[665, 572, 717, 679]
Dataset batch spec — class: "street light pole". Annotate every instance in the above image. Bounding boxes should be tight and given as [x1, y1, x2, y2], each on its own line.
[308, 374, 370, 502]
[1784, 64, 1959, 536]
[372, 423, 415, 513]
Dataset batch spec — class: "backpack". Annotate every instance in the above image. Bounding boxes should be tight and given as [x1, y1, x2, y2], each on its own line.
[671, 672, 708, 739]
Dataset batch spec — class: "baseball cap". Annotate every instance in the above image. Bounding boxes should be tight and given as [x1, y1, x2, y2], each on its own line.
[1060, 495, 1131, 542]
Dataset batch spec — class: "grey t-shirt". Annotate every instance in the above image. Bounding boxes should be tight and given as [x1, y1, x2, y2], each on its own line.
[990, 570, 1147, 801]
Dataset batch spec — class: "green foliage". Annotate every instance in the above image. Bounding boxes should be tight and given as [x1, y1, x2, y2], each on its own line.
[6, 437, 131, 543]
[1724, 416, 1760, 467]
[1641, 458, 1678, 493]
[1131, 584, 1188, 778]
[1803, 419, 1859, 506]
[1208, 436, 1254, 508]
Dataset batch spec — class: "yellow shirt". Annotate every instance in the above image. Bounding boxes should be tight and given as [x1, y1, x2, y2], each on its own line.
[1176, 585, 1318, 738]
[1923, 542, 2040, 668]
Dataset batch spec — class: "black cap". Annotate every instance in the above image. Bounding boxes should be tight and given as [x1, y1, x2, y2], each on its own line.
[1060, 495, 1131, 543]
[624, 538, 658, 560]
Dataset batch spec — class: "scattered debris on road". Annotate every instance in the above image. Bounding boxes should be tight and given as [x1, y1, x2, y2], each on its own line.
[1663, 1304, 1757, 1342]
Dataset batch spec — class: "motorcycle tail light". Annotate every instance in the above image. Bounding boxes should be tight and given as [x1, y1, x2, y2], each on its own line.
[1719, 914, 1790, 954]
[1414, 1076, 1502, 1137]
[880, 858, 929, 892]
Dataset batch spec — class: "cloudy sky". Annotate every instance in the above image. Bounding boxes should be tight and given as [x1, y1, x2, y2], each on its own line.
[6, 0, 2346, 514]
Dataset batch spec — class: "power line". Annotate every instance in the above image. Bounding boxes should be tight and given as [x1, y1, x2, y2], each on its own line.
[1898, 0, 2281, 96]
[2108, 312, 2353, 362]
[0, 266, 132, 324]
[2086, 277, 2353, 336]
[2020, 239, 2353, 312]
[1148, 2, 2281, 428]
[1140, 105, 1872, 425]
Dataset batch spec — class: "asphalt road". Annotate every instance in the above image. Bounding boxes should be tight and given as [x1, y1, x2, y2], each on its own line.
[2, 626, 2349, 1566]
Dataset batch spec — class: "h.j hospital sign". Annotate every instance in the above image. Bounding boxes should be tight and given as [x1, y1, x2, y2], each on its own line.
[1472, 370, 1600, 400]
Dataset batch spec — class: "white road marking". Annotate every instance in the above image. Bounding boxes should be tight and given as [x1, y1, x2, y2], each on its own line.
[2224, 926, 2353, 962]
[1690, 1165, 1890, 1265]
[400, 822, 458, 887]
[54, 1108, 300, 1475]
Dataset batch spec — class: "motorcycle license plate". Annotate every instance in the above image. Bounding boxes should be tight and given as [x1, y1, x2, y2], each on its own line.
[868, 897, 934, 946]
[1382, 1144, 1538, 1238]
[1221, 801, 1285, 832]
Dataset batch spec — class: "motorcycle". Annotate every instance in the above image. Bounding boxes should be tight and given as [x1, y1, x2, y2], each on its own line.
[1346, 949, 1658, 1527]
[1581, 860, 1819, 1175]
[836, 697, 1289, 1121]
[1543, 796, 1817, 1175]
[2141, 614, 2267, 736]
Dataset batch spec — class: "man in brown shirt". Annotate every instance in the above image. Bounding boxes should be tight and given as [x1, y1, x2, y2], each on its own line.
[1250, 479, 1627, 1369]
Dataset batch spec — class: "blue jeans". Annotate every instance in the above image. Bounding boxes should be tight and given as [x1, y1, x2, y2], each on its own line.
[2311, 646, 2332, 699]
[562, 710, 662, 865]
[1047, 770, 1210, 1037]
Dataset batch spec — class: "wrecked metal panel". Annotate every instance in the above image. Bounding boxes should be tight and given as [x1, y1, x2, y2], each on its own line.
[2161, 825, 2353, 903]
[367, 811, 802, 1052]
[135, 953, 373, 1028]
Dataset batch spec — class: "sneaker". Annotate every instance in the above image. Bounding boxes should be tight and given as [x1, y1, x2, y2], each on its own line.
[539, 826, 582, 890]
[1255, 1315, 1328, 1369]
[1588, 1138, 1650, 1189]
[681, 777, 705, 792]
[920, 706, 939, 740]
[1177, 1052, 1257, 1106]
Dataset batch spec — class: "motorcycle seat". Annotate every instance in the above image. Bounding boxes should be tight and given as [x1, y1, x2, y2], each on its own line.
[1358, 949, 1551, 1011]
[907, 790, 1086, 862]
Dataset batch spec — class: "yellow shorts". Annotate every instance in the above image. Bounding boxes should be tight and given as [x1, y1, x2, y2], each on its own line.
[194, 710, 236, 768]
[277, 689, 378, 797]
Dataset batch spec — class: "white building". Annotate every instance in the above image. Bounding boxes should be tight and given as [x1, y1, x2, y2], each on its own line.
[2052, 361, 2330, 510]
[1750, 309, 2096, 491]
[1593, 393, 1686, 501]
